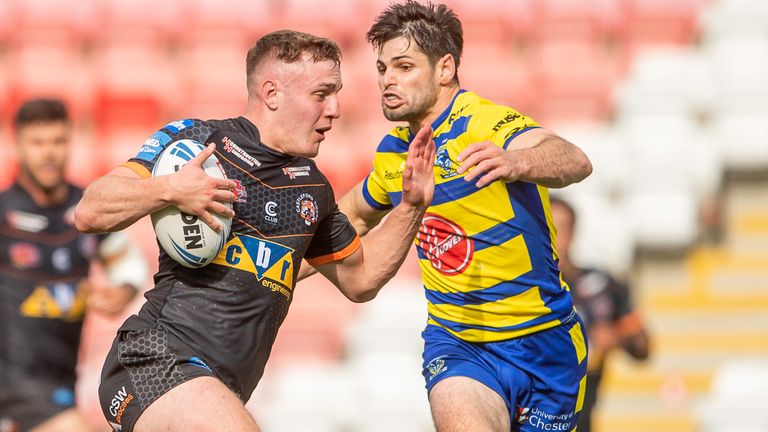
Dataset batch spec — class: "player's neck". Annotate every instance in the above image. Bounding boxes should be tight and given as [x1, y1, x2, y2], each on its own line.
[17, 172, 67, 207]
[408, 86, 460, 133]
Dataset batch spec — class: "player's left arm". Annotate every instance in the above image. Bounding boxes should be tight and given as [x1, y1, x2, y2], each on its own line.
[87, 231, 149, 316]
[457, 128, 592, 188]
[313, 126, 435, 302]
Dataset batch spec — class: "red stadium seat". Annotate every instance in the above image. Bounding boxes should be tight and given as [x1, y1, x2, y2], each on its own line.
[531, 39, 621, 123]
[623, 0, 704, 47]
[11, 0, 100, 44]
[8, 41, 95, 118]
[531, 0, 625, 42]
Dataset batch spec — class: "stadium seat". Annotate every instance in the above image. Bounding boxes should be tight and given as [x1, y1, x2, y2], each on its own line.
[258, 362, 356, 431]
[8, 42, 95, 118]
[347, 353, 433, 432]
[101, 0, 185, 43]
[11, 0, 100, 43]
[618, 114, 722, 198]
[531, 39, 620, 123]
[551, 190, 635, 276]
[711, 112, 768, 173]
[94, 36, 181, 115]
[614, 47, 713, 119]
[169, 40, 249, 119]
[530, 0, 624, 42]
[623, 0, 704, 47]
[696, 358, 768, 431]
[623, 174, 699, 251]
[700, 0, 768, 42]
[186, 0, 273, 42]
[344, 282, 427, 358]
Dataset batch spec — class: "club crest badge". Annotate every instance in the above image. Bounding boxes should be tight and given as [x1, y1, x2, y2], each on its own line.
[295, 193, 318, 226]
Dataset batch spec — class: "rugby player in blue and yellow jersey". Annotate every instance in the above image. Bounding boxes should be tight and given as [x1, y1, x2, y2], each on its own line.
[335, 2, 592, 431]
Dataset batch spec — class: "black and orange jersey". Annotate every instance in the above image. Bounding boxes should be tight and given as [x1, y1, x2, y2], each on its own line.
[119, 117, 360, 399]
[0, 182, 101, 389]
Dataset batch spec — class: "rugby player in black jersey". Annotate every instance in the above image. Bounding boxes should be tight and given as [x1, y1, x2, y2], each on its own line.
[0, 99, 148, 432]
[75, 30, 436, 432]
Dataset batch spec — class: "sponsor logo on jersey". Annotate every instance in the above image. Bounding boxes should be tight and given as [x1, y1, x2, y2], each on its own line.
[9, 242, 41, 268]
[6, 210, 48, 232]
[416, 214, 474, 276]
[213, 234, 295, 299]
[492, 111, 523, 132]
[52, 247, 72, 271]
[20, 281, 87, 320]
[523, 407, 575, 431]
[136, 131, 173, 162]
[264, 201, 278, 225]
[79, 235, 97, 259]
[295, 193, 318, 226]
[186, 356, 212, 372]
[222, 136, 261, 167]
[108, 386, 134, 427]
[282, 166, 310, 179]
[435, 145, 459, 179]
[164, 119, 194, 133]
[426, 355, 448, 380]
[515, 406, 530, 425]
[231, 179, 247, 203]
[384, 170, 403, 180]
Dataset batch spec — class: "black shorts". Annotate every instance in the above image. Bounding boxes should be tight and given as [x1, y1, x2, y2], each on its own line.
[0, 379, 76, 431]
[98, 327, 216, 432]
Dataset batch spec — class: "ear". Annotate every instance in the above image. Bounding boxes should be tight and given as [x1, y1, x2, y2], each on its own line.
[436, 53, 456, 86]
[262, 79, 279, 110]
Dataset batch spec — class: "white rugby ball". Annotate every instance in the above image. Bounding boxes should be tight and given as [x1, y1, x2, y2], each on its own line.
[150, 139, 232, 268]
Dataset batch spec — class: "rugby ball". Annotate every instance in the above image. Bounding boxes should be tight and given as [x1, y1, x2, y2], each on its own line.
[150, 139, 232, 268]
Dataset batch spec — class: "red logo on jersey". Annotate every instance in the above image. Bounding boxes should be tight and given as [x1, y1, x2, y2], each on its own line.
[9, 242, 41, 268]
[416, 214, 474, 275]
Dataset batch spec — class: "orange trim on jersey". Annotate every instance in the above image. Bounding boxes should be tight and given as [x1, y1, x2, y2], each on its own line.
[121, 162, 151, 179]
[306, 235, 361, 266]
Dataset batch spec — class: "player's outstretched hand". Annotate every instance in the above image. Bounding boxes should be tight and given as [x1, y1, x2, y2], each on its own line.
[456, 141, 518, 188]
[401, 126, 436, 208]
[169, 143, 237, 232]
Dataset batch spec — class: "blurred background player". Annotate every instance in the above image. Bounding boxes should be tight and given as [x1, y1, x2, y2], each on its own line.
[550, 196, 651, 432]
[309, 2, 593, 431]
[0, 99, 147, 432]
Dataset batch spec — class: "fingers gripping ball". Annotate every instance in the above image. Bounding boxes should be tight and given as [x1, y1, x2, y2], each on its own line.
[151, 140, 232, 268]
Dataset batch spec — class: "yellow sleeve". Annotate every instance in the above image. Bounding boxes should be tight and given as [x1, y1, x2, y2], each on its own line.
[362, 154, 393, 210]
[470, 105, 540, 149]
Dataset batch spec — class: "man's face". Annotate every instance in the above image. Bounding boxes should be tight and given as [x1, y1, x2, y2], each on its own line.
[376, 36, 440, 123]
[550, 202, 575, 259]
[15, 121, 70, 192]
[276, 56, 342, 158]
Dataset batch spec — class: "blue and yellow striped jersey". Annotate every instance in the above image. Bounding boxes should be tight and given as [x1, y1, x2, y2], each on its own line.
[363, 90, 573, 343]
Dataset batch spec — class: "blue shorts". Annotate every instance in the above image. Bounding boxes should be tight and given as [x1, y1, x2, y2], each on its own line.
[421, 313, 588, 431]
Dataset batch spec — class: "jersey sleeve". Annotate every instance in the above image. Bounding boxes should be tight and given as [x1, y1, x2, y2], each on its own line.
[363, 142, 396, 210]
[120, 119, 208, 179]
[470, 106, 540, 150]
[304, 201, 361, 266]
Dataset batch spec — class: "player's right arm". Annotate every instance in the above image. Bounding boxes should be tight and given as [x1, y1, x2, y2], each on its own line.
[75, 144, 236, 233]
[337, 181, 389, 236]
